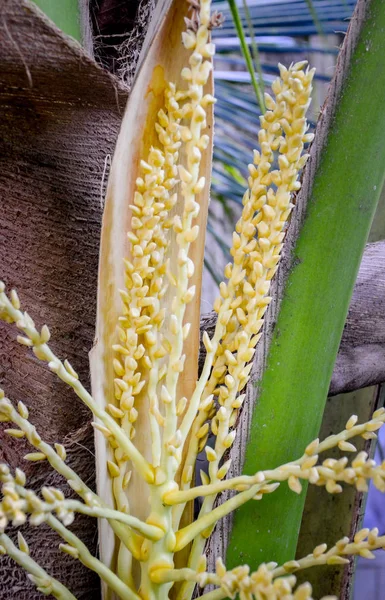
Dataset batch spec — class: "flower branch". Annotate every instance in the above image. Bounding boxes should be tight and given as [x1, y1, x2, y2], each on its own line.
[0, 283, 154, 484]
[0, 391, 143, 559]
[0, 532, 77, 600]
[165, 408, 385, 505]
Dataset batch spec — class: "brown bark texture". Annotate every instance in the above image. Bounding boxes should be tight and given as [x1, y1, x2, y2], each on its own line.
[0, 1, 127, 597]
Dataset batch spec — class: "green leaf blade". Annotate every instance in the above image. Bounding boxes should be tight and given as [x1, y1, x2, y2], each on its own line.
[31, 0, 81, 41]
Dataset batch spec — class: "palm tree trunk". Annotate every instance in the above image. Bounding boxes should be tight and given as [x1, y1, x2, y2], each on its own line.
[0, 2, 127, 597]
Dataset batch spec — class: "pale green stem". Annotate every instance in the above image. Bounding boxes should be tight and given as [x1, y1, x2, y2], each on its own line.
[172, 408, 208, 531]
[152, 568, 197, 585]
[178, 346, 217, 448]
[179, 263, 244, 450]
[167, 412, 385, 505]
[24, 499, 164, 540]
[174, 482, 260, 551]
[46, 515, 141, 600]
[112, 443, 135, 586]
[152, 568, 220, 597]
[186, 356, 248, 592]
[165, 473, 262, 505]
[0, 289, 154, 484]
[305, 0, 324, 36]
[1, 395, 142, 558]
[175, 259, 247, 537]
[148, 361, 162, 467]
[227, 0, 265, 112]
[0, 532, 77, 600]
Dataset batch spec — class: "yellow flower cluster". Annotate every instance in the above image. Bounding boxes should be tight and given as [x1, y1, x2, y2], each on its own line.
[0, 284, 153, 483]
[0, 459, 145, 600]
[275, 527, 385, 577]
[0, 457, 162, 544]
[106, 88, 183, 572]
[0, 248, 384, 597]
[152, 524, 385, 600]
[185, 523, 385, 600]
[179, 62, 315, 492]
[209, 61, 314, 425]
[174, 62, 315, 596]
[151, 557, 335, 600]
[0, 464, 73, 530]
[163, 409, 385, 508]
[112, 83, 182, 448]
[195, 558, 333, 600]
[108, 0, 216, 494]
[287, 448, 385, 496]
[1, 1, 384, 599]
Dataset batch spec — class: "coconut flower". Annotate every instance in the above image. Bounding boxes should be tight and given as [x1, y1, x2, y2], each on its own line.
[0, 1, 384, 599]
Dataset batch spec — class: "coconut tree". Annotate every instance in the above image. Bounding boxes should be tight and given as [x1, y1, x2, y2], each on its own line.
[1, 1, 385, 599]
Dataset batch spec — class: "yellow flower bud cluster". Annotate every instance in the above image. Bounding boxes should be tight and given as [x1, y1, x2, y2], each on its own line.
[0, 464, 74, 531]
[286, 449, 385, 496]
[0, 283, 153, 490]
[100, 0, 217, 592]
[274, 527, 385, 579]
[162, 410, 385, 510]
[290, 408, 385, 494]
[187, 524, 385, 600]
[111, 84, 182, 463]
[173, 63, 315, 591]
[177, 64, 315, 520]
[158, 3, 216, 474]
[0, 389, 108, 504]
[190, 558, 333, 600]
[109, 0, 216, 485]
[101, 83, 188, 566]
[0, 460, 162, 548]
[156, 523, 385, 600]
[3, 1, 385, 598]
[182, 62, 314, 496]
[208, 61, 315, 415]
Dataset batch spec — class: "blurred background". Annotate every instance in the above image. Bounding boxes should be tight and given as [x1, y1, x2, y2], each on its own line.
[204, 0, 351, 302]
